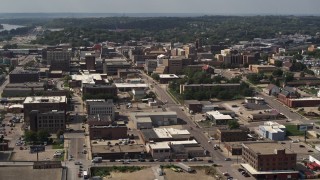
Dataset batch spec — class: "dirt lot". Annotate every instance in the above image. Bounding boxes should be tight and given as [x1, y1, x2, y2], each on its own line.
[163, 168, 215, 180]
[0, 166, 62, 180]
[10, 148, 62, 161]
[101, 166, 217, 180]
[103, 167, 154, 180]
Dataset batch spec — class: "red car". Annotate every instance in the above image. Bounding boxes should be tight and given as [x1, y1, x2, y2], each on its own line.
[78, 172, 82, 177]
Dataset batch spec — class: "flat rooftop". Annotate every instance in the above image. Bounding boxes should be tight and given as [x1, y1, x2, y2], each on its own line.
[159, 74, 179, 79]
[0, 166, 62, 180]
[92, 144, 145, 153]
[134, 111, 177, 117]
[149, 142, 170, 150]
[136, 117, 152, 123]
[115, 83, 148, 88]
[243, 142, 295, 155]
[24, 96, 66, 104]
[241, 163, 299, 175]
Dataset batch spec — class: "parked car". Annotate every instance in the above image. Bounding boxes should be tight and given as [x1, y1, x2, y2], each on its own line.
[225, 158, 231, 161]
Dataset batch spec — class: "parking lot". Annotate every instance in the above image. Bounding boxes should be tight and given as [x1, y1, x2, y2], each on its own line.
[11, 147, 64, 161]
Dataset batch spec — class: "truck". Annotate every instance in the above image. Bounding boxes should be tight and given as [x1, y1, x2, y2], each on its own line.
[176, 163, 194, 173]
[92, 157, 102, 163]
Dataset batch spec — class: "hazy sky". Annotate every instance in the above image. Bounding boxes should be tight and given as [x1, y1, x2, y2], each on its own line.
[0, 0, 319, 15]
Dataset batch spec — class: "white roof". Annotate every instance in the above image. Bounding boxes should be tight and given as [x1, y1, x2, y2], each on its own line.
[206, 111, 233, 120]
[165, 128, 190, 135]
[134, 111, 177, 117]
[149, 142, 170, 150]
[159, 74, 179, 79]
[154, 128, 172, 138]
[241, 163, 299, 175]
[71, 74, 104, 84]
[8, 104, 23, 109]
[24, 96, 66, 104]
[115, 83, 148, 88]
[263, 121, 285, 128]
[170, 140, 198, 145]
[136, 117, 152, 123]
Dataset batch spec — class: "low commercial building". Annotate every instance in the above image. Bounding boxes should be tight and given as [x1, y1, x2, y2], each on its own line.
[132, 88, 146, 101]
[259, 121, 286, 141]
[286, 97, 320, 108]
[29, 110, 66, 133]
[117, 69, 139, 78]
[249, 113, 281, 121]
[82, 84, 117, 97]
[103, 59, 131, 75]
[131, 111, 177, 129]
[180, 83, 240, 94]
[159, 74, 180, 84]
[133, 117, 153, 129]
[184, 100, 202, 114]
[87, 114, 127, 140]
[89, 125, 127, 140]
[148, 142, 171, 159]
[147, 140, 203, 160]
[309, 154, 320, 165]
[216, 128, 249, 142]
[3, 82, 45, 97]
[91, 143, 146, 160]
[9, 68, 39, 83]
[224, 142, 243, 155]
[114, 83, 148, 91]
[144, 59, 158, 74]
[241, 142, 298, 179]
[206, 111, 233, 125]
[140, 128, 192, 144]
[245, 97, 265, 105]
[249, 64, 277, 73]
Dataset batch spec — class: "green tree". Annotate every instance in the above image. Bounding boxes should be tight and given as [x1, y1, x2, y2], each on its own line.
[228, 120, 240, 129]
[145, 91, 156, 99]
[151, 73, 160, 81]
[274, 60, 283, 67]
[272, 69, 283, 77]
[56, 129, 64, 139]
[37, 130, 50, 142]
[0, 135, 4, 143]
[24, 131, 38, 142]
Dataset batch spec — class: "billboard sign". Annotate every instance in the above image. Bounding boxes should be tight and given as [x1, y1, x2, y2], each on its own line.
[298, 125, 307, 131]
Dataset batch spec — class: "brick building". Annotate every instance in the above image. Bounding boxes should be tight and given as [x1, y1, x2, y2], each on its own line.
[9, 68, 39, 83]
[85, 54, 96, 70]
[23, 96, 67, 123]
[82, 84, 117, 97]
[46, 48, 72, 71]
[216, 129, 249, 142]
[87, 115, 127, 140]
[29, 110, 66, 133]
[241, 142, 298, 179]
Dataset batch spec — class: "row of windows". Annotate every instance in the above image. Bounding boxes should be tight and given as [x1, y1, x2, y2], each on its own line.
[154, 149, 170, 153]
[38, 124, 64, 128]
[39, 116, 64, 120]
[38, 120, 64, 124]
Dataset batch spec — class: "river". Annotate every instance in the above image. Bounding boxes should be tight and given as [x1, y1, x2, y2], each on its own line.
[0, 24, 25, 32]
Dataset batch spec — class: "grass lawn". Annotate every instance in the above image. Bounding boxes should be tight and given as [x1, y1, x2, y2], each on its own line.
[167, 89, 182, 104]
[52, 141, 64, 149]
[285, 125, 305, 136]
[91, 166, 144, 177]
[198, 120, 213, 128]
